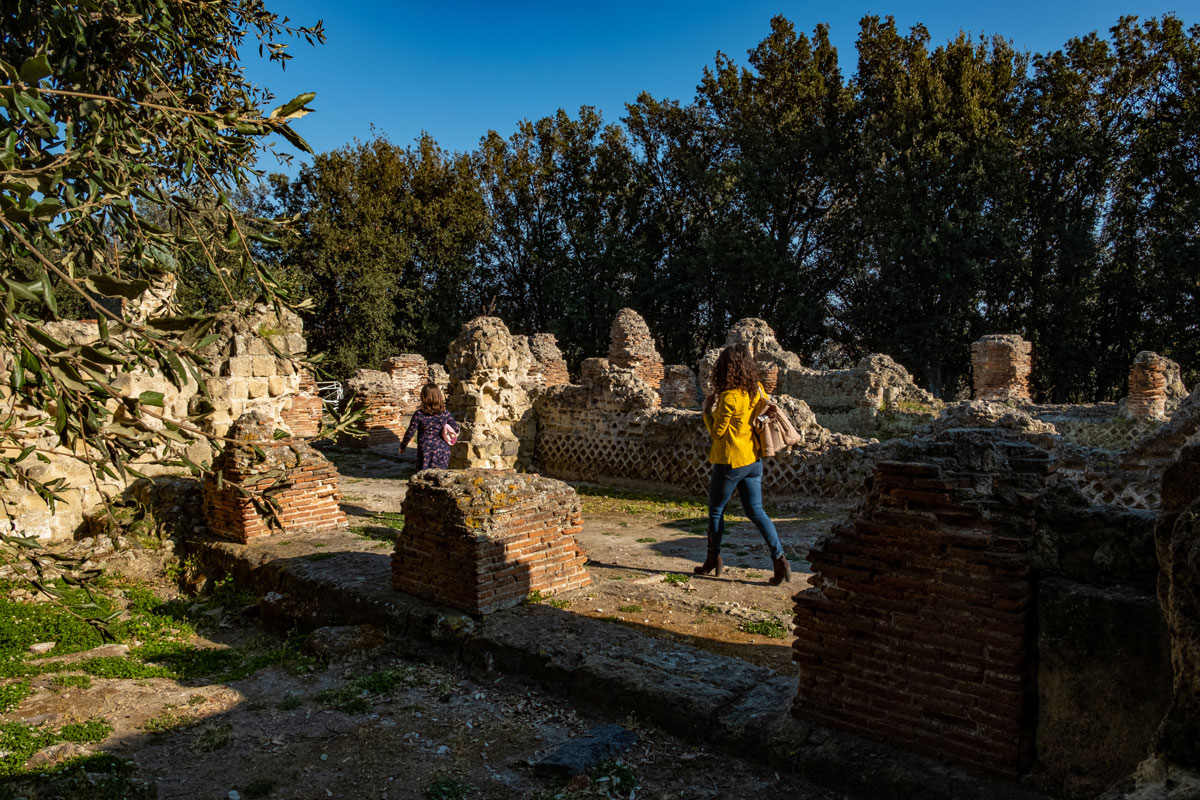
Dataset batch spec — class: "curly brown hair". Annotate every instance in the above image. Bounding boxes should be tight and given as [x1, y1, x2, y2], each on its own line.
[710, 344, 759, 396]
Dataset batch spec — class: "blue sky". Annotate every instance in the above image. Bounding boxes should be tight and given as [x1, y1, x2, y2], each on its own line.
[246, 1, 1191, 171]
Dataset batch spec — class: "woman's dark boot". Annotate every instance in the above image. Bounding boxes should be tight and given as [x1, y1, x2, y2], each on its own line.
[768, 554, 792, 585]
[694, 547, 723, 577]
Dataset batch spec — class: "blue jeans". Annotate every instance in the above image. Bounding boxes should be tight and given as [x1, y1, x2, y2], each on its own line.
[707, 460, 783, 559]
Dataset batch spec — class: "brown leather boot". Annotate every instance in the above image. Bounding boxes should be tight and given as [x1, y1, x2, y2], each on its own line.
[768, 554, 792, 585]
[694, 547, 723, 577]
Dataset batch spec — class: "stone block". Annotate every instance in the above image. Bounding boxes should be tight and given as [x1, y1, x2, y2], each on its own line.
[251, 355, 276, 377]
[247, 378, 268, 399]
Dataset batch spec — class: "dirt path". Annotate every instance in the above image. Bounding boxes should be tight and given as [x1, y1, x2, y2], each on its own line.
[327, 449, 847, 675]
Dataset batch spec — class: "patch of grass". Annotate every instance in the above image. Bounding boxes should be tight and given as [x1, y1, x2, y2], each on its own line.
[661, 573, 690, 585]
[590, 759, 639, 794]
[2, 753, 153, 798]
[50, 674, 92, 690]
[315, 666, 418, 713]
[525, 590, 545, 604]
[635, 537, 657, 544]
[245, 778, 275, 798]
[617, 605, 642, 614]
[0, 680, 32, 712]
[424, 772, 475, 800]
[276, 695, 302, 711]
[547, 598, 570, 609]
[576, 486, 707, 520]
[739, 619, 788, 639]
[0, 718, 112, 777]
[745, 571, 764, 579]
[141, 709, 193, 735]
[195, 722, 234, 752]
[700, 605, 720, 615]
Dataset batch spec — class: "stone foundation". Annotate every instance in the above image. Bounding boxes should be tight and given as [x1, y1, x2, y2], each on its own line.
[392, 469, 591, 613]
[202, 413, 346, 543]
[608, 308, 663, 391]
[793, 428, 1056, 778]
[971, 334, 1032, 403]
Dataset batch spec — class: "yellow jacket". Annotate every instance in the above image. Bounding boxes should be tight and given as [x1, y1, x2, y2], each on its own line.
[703, 384, 764, 468]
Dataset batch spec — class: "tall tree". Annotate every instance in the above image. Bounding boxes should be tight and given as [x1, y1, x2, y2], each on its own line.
[277, 134, 486, 374]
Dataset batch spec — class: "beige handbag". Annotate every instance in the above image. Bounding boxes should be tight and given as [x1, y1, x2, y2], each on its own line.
[751, 389, 803, 457]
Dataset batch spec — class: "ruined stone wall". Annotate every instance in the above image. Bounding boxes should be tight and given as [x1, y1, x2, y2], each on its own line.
[528, 333, 570, 387]
[971, 334, 1032, 403]
[698, 320, 937, 436]
[659, 365, 700, 409]
[446, 317, 537, 470]
[381, 354, 430, 410]
[202, 412, 346, 543]
[534, 360, 879, 503]
[793, 428, 1055, 779]
[608, 308, 663, 390]
[1, 292, 307, 541]
[393, 469, 590, 613]
[1060, 386, 1200, 511]
[1128, 351, 1181, 420]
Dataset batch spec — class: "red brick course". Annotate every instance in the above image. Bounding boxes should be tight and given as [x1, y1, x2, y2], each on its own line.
[202, 412, 347, 543]
[392, 469, 591, 614]
[280, 370, 323, 438]
[793, 430, 1053, 778]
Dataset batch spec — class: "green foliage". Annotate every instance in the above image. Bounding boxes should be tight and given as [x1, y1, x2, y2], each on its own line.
[0, 681, 31, 712]
[424, 773, 475, 800]
[661, 573, 690, 585]
[314, 665, 418, 713]
[739, 619, 789, 639]
[618, 605, 643, 614]
[0, 717, 111, 775]
[50, 674, 91, 689]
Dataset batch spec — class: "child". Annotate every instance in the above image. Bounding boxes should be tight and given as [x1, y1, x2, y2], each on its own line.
[399, 383, 460, 470]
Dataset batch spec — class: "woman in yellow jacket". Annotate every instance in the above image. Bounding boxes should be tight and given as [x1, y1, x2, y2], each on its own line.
[696, 344, 792, 585]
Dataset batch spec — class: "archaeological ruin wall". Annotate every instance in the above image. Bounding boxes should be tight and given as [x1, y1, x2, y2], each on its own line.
[534, 358, 881, 504]
[608, 308, 663, 391]
[971, 334, 1033, 403]
[792, 412, 1174, 793]
[1, 281, 311, 541]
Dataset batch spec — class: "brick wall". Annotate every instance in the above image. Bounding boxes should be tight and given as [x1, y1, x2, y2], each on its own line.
[971, 335, 1033, 403]
[609, 308, 664, 391]
[660, 365, 700, 409]
[202, 413, 346, 543]
[340, 369, 410, 455]
[1127, 351, 1172, 420]
[392, 469, 591, 613]
[793, 428, 1056, 778]
[281, 370, 323, 438]
[382, 354, 430, 409]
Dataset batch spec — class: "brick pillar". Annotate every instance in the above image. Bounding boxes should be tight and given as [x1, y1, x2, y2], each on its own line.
[793, 429, 1054, 778]
[202, 412, 346, 543]
[1128, 351, 1171, 420]
[609, 308, 664, 391]
[280, 370, 323, 438]
[340, 370, 408, 455]
[381, 354, 430, 411]
[971, 335, 1032, 403]
[393, 469, 591, 613]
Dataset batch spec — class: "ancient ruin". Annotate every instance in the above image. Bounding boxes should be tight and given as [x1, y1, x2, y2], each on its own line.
[445, 317, 538, 470]
[392, 469, 590, 613]
[608, 308, 664, 391]
[279, 369, 323, 438]
[971, 334, 1033, 403]
[528, 333, 571, 387]
[1128, 351, 1178, 420]
[202, 412, 347, 543]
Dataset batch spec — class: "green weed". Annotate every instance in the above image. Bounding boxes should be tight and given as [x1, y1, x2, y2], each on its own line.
[661, 573, 690, 585]
[739, 619, 788, 639]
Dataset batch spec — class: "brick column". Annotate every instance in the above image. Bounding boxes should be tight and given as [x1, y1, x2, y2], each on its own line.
[1128, 351, 1171, 420]
[609, 308, 664, 391]
[280, 370, 323, 438]
[393, 469, 591, 613]
[340, 370, 408, 454]
[793, 429, 1054, 778]
[971, 335, 1032, 403]
[203, 412, 346, 543]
